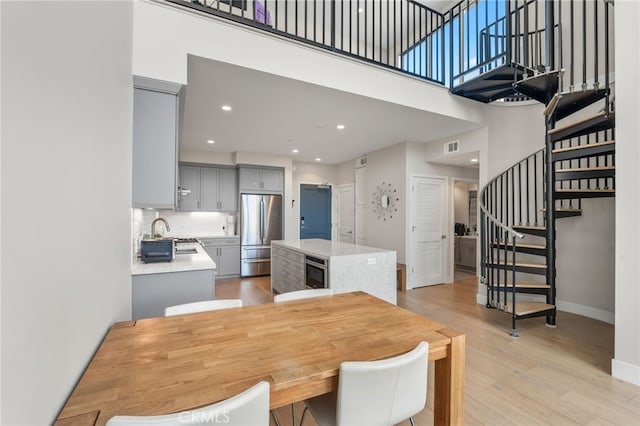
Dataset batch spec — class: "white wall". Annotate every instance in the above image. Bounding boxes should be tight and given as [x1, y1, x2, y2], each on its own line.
[364, 143, 407, 260]
[613, 0, 640, 386]
[454, 182, 471, 226]
[335, 160, 356, 187]
[1, 1, 133, 424]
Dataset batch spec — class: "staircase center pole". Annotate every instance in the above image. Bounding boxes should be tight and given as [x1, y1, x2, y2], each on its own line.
[545, 117, 557, 327]
[545, 0, 555, 71]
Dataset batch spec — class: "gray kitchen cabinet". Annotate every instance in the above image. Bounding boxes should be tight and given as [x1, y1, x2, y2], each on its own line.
[457, 237, 477, 270]
[132, 269, 215, 320]
[178, 165, 238, 211]
[179, 166, 201, 210]
[271, 245, 305, 294]
[200, 167, 221, 210]
[202, 237, 241, 278]
[239, 167, 283, 193]
[132, 86, 179, 209]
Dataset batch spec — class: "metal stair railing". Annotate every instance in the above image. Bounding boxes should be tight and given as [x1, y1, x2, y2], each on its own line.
[479, 147, 547, 336]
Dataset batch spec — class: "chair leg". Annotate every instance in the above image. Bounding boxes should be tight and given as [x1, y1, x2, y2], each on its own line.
[270, 410, 281, 426]
[299, 406, 309, 426]
[409, 416, 415, 426]
[290, 404, 296, 426]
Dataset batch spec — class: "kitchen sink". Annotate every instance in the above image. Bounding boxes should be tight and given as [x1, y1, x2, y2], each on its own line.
[175, 247, 197, 255]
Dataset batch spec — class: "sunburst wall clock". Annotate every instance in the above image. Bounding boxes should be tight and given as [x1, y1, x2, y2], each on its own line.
[372, 182, 399, 221]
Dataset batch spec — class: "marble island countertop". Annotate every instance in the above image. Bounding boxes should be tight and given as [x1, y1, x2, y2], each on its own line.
[273, 239, 394, 259]
[131, 243, 216, 276]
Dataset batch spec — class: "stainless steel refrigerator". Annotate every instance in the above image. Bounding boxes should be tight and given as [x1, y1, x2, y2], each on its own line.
[240, 194, 283, 277]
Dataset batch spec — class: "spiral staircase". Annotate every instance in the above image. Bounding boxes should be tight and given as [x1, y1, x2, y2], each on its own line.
[450, 0, 615, 336]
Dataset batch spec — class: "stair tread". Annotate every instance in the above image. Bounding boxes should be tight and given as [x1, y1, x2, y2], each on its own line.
[541, 207, 582, 212]
[492, 241, 546, 250]
[490, 281, 551, 288]
[555, 165, 615, 173]
[548, 111, 607, 135]
[555, 188, 615, 193]
[505, 302, 556, 316]
[486, 260, 547, 268]
[552, 140, 615, 154]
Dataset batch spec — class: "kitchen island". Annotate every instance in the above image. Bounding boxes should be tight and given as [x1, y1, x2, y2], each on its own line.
[271, 239, 397, 304]
[131, 242, 216, 319]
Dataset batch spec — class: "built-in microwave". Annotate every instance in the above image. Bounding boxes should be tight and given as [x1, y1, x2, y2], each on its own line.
[305, 255, 327, 289]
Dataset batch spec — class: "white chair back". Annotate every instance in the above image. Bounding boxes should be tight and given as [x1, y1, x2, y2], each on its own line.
[106, 381, 270, 426]
[273, 288, 333, 303]
[336, 341, 429, 426]
[164, 299, 243, 317]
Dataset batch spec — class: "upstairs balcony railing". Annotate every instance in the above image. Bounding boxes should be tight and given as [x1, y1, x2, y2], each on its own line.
[166, 0, 447, 85]
[165, 0, 614, 102]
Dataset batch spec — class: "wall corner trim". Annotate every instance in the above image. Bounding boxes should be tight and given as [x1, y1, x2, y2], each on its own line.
[611, 358, 640, 386]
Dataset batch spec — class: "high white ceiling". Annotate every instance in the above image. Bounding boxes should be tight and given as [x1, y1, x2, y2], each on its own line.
[180, 54, 480, 165]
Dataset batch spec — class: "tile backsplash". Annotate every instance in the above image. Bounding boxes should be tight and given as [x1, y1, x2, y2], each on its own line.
[132, 208, 237, 254]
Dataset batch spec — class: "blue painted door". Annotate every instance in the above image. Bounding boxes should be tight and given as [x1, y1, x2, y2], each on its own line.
[300, 184, 332, 240]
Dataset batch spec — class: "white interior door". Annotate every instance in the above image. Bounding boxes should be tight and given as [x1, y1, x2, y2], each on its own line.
[337, 184, 355, 243]
[409, 176, 447, 287]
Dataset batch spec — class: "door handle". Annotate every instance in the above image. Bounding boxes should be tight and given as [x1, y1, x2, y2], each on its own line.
[441, 235, 447, 239]
[412, 226, 416, 232]
[346, 231, 353, 234]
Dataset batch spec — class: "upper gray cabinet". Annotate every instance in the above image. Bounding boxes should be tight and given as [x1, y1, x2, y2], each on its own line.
[132, 80, 180, 209]
[178, 165, 238, 212]
[239, 167, 283, 193]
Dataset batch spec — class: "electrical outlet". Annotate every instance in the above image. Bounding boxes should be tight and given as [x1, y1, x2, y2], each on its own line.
[368, 258, 376, 265]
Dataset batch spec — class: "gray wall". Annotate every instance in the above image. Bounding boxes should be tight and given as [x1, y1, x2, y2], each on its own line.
[1, 1, 133, 423]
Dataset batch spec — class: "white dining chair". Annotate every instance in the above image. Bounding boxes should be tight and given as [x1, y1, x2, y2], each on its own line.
[300, 341, 429, 426]
[106, 381, 270, 426]
[273, 288, 334, 303]
[164, 299, 243, 317]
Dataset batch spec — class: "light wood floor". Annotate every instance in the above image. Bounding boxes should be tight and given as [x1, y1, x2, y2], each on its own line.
[215, 277, 640, 426]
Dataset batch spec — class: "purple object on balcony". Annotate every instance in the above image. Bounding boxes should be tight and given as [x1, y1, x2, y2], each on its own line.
[254, 0, 271, 26]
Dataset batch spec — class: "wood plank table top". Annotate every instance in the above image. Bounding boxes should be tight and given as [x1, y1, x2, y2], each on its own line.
[56, 291, 465, 425]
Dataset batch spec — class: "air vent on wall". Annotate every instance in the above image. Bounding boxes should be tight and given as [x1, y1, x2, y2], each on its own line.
[355, 156, 367, 168]
[444, 140, 460, 155]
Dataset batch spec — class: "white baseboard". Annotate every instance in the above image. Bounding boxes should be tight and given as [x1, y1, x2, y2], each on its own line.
[476, 289, 614, 324]
[612, 359, 640, 386]
[556, 299, 614, 324]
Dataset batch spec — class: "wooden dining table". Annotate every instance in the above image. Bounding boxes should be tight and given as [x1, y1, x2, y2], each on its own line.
[55, 291, 465, 425]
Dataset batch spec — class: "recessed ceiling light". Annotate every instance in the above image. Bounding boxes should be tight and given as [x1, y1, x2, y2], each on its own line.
[315, 158, 321, 162]
[207, 140, 215, 144]
[221, 105, 232, 111]
[336, 124, 345, 130]
[470, 158, 479, 162]
[358, 7, 363, 13]
[292, 149, 299, 153]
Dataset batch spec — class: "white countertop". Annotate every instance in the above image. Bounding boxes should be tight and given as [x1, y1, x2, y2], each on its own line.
[131, 243, 216, 276]
[273, 239, 394, 258]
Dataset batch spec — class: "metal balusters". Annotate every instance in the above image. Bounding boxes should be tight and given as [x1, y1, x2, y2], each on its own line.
[594, 0, 599, 89]
[533, 155, 538, 225]
[582, 0, 587, 89]
[605, 0, 610, 112]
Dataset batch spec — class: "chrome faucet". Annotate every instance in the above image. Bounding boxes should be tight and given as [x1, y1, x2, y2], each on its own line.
[151, 217, 170, 238]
